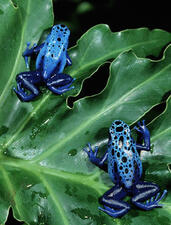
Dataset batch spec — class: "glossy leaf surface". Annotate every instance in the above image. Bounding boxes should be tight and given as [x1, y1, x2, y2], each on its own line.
[1, 45, 171, 223]
[67, 24, 171, 96]
[0, 1, 171, 224]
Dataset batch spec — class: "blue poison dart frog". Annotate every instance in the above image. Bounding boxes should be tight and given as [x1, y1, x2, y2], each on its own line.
[13, 24, 75, 102]
[83, 120, 167, 218]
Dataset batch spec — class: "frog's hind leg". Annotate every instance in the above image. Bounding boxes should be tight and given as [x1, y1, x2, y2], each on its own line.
[14, 71, 41, 102]
[132, 181, 167, 210]
[99, 185, 130, 218]
[46, 73, 75, 95]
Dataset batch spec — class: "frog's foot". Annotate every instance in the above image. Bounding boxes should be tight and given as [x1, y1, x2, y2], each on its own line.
[132, 181, 167, 210]
[13, 81, 38, 102]
[46, 73, 75, 95]
[13, 86, 37, 102]
[134, 120, 146, 134]
[83, 143, 99, 159]
[135, 120, 151, 151]
[14, 72, 40, 102]
[83, 143, 108, 171]
[144, 190, 167, 209]
[99, 205, 130, 218]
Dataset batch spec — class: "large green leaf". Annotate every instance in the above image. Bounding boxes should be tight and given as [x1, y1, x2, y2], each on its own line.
[0, 1, 171, 224]
[0, 35, 171, 224]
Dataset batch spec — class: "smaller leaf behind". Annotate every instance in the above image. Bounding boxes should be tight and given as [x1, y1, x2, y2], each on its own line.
[66, 24, 171, 97]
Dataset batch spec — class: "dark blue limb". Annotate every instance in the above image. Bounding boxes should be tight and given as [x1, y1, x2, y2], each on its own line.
[83, 143, 108, 172]
[13, 86, 37, 102]
[13, 71, 41, 102]
[66, 52, 72, 66]
[134, 120, 151, 151]
[132, 181, 167, 210]
[22, 42, 45, 68]
[46, 73, 75, 95]
[99, 185, 130, 218]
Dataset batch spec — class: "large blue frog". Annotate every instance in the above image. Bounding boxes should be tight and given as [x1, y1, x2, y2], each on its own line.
[83, 120, 167, 218]
[13, 24, 75, 102]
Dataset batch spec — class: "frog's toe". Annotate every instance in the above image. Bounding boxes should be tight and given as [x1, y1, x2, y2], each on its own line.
[94, 146, 99, 156]
[69, 85, 75, 90]
[87, 143, 93, 150]
[134, 126, 141, 133]
[83, 147, 89, 154]
[13, 87, 18, 94]
[13, 87, 25, 101]
[145, 190, 167, 208]
[156, 190, 167, 203]
[142, 120, 146, 125]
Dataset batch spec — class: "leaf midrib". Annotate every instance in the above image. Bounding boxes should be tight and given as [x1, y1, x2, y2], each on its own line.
[38, 173, 70, 225]
[0, 159, 107, 194]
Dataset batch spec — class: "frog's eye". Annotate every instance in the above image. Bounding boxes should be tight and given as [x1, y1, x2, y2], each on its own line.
[61, 24, 66, 28]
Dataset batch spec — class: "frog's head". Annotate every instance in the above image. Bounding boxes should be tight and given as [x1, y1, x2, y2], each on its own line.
[51, 24, 70, 41]
[109, 120, 131, 136]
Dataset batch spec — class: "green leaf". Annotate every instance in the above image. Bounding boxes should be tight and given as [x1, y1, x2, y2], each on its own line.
[0, 1, 171, 223]
[0, 35, 171, 224]
[0, 0, 53, 122]
[144, 96, 171, 181]
[66, 24, 171, 96]
[139, 98, 171, 225]
[148, 97, 171, 158]
[0, 0, 54, 223]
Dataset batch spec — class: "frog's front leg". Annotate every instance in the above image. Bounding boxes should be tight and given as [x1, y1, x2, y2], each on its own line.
[46, 73, 75, 95]
[132, 181, 167, 210]
[83, 143, 108, 172]
[66, 52, 72, 66]
[134, 120, 150, 151]
[99, 185, 130, 218]
[22, 42, 45, 68]
[13, 71, 41, 102]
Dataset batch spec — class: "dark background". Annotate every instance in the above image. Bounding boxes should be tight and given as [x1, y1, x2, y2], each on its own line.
[7, 0, 170, 224]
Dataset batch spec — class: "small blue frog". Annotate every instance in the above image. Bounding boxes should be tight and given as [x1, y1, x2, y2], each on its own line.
[83, 120, 167, 218]
[13, 24, 75, 102]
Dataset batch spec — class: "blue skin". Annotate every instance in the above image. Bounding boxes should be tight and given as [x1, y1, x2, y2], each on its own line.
[83, 120, 167, 218]
[13, 24, 75, 102]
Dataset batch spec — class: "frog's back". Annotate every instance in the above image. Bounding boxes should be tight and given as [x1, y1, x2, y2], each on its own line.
[108, 120, 142, 189]
[36, 24, 70, 78]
